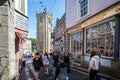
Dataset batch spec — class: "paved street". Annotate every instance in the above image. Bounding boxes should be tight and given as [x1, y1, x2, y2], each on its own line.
[20, 59, 89, 80]
[38, 68, 89, 80]
[68, 69, 89, 80]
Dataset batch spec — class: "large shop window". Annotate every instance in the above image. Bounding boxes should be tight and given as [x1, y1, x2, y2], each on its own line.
[86, 20, 115, 58]
[71, 31, 83, 55]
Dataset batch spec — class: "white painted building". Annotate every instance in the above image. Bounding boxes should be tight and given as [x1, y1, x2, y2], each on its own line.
[22, 38, 32, 55]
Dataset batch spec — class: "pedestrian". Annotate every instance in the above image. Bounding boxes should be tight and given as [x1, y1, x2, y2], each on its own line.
[43, 52, 50, 75]
[54, 55, 68, 80]
[22, 55, 26, 67]
[91, 47, 101, 58]
[52, 50, 59, 76]
[88, 47, 101, 80]
[33, 53, 44, 78]
[64, 52, 70, 80]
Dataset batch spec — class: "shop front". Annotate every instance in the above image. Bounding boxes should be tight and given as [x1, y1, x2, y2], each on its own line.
[15, 28, 28, 69]
[68, 2, 120, 79]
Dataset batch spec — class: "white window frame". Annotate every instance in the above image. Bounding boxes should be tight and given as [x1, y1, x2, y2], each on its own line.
[78, 0, 89, 20]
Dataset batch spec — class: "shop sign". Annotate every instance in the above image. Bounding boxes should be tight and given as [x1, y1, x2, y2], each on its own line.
[81, 13, 106, 28]
[68, 3, 120, 33]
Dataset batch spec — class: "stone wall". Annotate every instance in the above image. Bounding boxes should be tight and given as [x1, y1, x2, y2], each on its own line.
[0, 0, 15, 80]
[64, 30, 70, 53]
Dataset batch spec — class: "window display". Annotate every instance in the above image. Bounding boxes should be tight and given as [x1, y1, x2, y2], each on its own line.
[86, 20, 115, 57]
[71, 31, 83, 55]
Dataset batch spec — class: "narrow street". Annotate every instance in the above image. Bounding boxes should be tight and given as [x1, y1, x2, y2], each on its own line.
[19, 59, 91, 80]
[0, 0, 120, 80]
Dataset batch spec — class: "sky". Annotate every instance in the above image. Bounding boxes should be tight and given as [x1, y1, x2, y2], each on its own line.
[28, 0, 65, 38]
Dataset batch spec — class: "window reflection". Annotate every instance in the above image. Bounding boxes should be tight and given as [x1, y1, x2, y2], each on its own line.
[71, 31, 83, 56]
[86, 20, 115, 57]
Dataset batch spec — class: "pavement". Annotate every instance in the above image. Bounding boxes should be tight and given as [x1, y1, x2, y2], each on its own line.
[19, 56, 120, 80]
[19, 58, 34, 80]
[19, 66, 34, 80]
[19, 65, 89, 80]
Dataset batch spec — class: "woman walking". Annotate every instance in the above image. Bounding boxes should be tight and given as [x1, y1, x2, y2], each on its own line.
[88, 47, 101, 80]
[43, 52, 50, 75]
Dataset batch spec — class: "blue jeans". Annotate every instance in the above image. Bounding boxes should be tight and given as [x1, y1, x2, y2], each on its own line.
[89, 69, 101, 80]
[52, 67, 56, 76]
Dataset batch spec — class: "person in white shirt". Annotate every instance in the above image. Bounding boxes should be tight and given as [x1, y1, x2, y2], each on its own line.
[88, 49, 101, 80]
[43, 52, 50, 75]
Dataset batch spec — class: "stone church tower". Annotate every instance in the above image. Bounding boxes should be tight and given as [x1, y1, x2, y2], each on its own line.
[36, 11, 52, 54]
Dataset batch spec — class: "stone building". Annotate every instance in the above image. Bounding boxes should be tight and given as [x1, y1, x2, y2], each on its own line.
[14, 0, 28, 80]
[22, 38, 32, 55]
[0, 0, 28, 79]
[36, 11, 52, 54]
[0, 0, 16, 79]
[53, 14, 66, 53]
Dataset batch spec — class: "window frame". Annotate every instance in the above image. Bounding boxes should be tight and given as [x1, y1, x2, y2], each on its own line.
[85, 19, 115, 59]
[79, 0, 89, 18]
[70, 30, 83, 55]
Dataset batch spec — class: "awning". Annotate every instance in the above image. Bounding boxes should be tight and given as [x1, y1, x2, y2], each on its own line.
[15, 28, 28, 44]
[15, 28, 28, 35]
[16, 32, 26, 44]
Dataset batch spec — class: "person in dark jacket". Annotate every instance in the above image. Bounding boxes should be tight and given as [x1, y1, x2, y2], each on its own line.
[33, 53, 44, 78]
[52, 51, 59, 76]
[54, 55, 68, 80]
[64, 52, 70, 73]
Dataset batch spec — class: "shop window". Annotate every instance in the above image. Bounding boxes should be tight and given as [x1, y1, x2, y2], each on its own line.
[86, 20, 115, 58]
[105, 20, 115, 57]
[71, 31, 83, 55]
[98, 24, 106, 56]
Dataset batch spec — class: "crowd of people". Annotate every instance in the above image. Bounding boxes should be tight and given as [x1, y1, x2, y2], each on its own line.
[22, 47, 101, 80]
[32, 51, 70, 80]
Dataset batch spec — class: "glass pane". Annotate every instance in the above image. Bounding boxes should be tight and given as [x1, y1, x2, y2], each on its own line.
[98, 24, 106, 56]
[86, 28, 92, 54]
[105, 20, 115, 57]
[85, 20, 115, 58]
[80, 0, 88, 17]
[71, 32, 80, 53]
